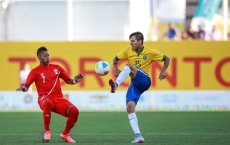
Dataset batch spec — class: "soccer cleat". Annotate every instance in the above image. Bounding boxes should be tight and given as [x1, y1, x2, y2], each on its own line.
[60, 133, 76, 143]
[109, 79, 118, 93]
[43, 131, 51, 141]
[131, 136, 145, 143]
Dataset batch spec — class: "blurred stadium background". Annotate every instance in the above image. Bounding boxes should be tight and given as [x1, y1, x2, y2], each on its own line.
[0, 1, 230, 145]
[0, 0, 230, 41]
[0, 0, 230, 111]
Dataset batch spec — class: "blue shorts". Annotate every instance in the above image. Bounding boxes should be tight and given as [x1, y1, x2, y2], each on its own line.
[126, 69, 151, 104]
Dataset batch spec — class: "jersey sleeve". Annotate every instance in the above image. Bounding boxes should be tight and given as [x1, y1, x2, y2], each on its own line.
[116, 47, 129, 60]
[150, 48, 165, 61]
[57, 65, 70, 81]
[25, 69, 35, 86]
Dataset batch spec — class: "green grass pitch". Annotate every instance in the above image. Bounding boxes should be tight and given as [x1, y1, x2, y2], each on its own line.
[0, 111, 230, 145]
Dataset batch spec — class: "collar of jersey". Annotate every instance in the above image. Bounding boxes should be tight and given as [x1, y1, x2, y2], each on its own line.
[135, 46, 144, 56]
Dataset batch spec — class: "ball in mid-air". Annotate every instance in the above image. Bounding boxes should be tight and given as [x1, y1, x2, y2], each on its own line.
[95, 60, 110, 76]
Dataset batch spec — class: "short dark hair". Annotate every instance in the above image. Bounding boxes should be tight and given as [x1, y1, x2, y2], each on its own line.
[37, 46, 48, 56]
[129, 32, 144, 44]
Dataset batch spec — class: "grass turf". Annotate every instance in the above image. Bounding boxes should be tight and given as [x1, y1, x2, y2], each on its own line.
[0, 111, 229, 145]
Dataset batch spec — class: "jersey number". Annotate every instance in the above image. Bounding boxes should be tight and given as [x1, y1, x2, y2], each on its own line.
[135, 60, 141, 68]
[41, 73, 45, 83]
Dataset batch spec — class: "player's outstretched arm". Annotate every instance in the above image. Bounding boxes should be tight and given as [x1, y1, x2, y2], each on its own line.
[74, 73, 83, 83]
[66, 73, 84, 85]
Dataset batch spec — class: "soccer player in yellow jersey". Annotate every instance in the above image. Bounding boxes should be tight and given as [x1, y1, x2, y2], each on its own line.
[109, 32, 170, 143]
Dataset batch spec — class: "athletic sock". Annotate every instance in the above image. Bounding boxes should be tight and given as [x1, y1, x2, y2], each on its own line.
[116, 65, 131, 85]
[128, 112, 140, 134]
[62, 107, 79, 135]
[43, 112, 51, 131]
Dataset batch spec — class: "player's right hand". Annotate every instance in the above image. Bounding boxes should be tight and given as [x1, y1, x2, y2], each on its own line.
[114, 69, 121, 77]
[16, 87, 23, 91]
[16, 85, 27, 92]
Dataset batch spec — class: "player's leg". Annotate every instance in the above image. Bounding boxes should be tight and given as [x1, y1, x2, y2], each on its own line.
[60, 105, 79, 143]
[126, 86, 144, 143]
[127, 101, 141, 136]
[109, 64, 137, 93]
[62, 104, 79, 135]
[128, 110, 144, 143]
[126, 70, 151, 143]
[39, 98, 54, 141]
[53, 98, 79, 143]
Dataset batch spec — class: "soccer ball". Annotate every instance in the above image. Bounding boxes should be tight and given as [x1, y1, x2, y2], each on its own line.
[95, 60, 110, 76]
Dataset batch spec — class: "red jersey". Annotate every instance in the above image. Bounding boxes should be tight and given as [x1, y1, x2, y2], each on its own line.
[25, 64, 70, 100]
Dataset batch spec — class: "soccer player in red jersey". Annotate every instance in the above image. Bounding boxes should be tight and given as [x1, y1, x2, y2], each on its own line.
[16, 46, 83, 143]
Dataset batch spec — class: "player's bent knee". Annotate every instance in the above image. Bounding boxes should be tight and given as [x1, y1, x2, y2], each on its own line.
[126, 101, 136, 113]
[42, 99, 53, 109]
[68, 106, 79, 118]
[125, 64, 137, 78]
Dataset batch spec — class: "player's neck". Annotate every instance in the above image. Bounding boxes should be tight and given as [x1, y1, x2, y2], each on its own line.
[135, 46, 144, 54]
[40, 63, 49, 67]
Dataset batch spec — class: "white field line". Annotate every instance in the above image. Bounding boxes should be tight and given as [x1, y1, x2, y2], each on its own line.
[0, 132, 229, 136]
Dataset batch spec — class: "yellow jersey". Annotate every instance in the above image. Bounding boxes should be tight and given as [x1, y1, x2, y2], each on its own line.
[116, 46, 165, 76]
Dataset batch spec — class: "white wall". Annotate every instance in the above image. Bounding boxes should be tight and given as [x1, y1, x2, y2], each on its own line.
[0, 0, 186, 41]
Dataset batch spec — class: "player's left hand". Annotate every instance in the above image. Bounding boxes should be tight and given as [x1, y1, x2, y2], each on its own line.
[74, 73, 83, 83]
[159, 71, 166, 80]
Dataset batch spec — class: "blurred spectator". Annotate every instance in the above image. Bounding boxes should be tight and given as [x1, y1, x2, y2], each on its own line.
[162, 22, 180, 40]
[181, 31, 192, 40]
[19, 63, 32, 92]
[186, 26, 196, 39]
[194, 24, 206, 40]
[205, 25, 221, 41]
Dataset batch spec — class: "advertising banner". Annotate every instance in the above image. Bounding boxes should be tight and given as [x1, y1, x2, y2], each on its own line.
[0, 41, 230, 91]
[0, 91, 229, 111]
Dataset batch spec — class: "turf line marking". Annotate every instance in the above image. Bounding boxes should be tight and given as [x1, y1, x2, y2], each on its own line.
[0, 132, 229, 136]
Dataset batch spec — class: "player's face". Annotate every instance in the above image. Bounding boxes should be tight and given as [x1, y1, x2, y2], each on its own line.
[38, 51, 50, 66]
[130, 36, 142, 51]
